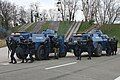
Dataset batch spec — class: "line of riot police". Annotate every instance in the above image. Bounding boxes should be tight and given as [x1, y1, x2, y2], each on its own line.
[75, 37, 118, 60]
[107, 37, 118, 56]
[6, 34, 60, 64]
[5, 30, 118, 64]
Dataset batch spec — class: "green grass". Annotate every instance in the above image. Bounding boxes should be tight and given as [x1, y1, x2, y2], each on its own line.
[40, 22, 50, 31]
[11, 25, 22, 32]
[11, 23, 30, 32]
[100, 24, 120, 47]
[58, 21, 72, 35]
[77, 21, 93, 33]
[26, 22, 36, 32]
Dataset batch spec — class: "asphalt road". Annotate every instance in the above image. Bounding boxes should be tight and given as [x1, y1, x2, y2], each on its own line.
[0, 47, 120, 80]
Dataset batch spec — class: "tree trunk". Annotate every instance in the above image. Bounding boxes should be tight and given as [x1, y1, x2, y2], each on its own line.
[31, 10, 33, 23]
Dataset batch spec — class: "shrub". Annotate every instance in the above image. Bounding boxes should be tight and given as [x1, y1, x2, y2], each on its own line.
[89, 20, 94, 25]
[0, 26, 8, 39]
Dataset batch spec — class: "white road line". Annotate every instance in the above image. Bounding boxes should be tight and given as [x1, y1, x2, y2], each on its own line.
[115, 76, 120, 80]
[45, 62, 77, 70]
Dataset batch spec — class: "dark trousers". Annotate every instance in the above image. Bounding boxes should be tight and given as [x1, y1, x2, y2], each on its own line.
[53, 48, 59, 59]
[10, 50, 17, 62]
[87, 47, 92, 59]
[77, 49, 81, 60]
[106, 46, 111, 56]
[29, 54, 34, 61]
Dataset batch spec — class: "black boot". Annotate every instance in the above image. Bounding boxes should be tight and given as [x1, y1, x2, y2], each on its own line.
[87, 57, 91, 60]
[21, 59, 24, 63]
[13, 61, 17, 64]
[29, 60, 34, 63]
[9, 61, 13, 63]
[115, 52, 117, 55]
[76, 57, 80, 60]
[25, 59, 28, 63]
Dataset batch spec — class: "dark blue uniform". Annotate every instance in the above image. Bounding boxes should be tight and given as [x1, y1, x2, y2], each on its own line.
[86, 37, 93, 60]
[9, 37, 17, 64]
[52, 37, 59, 59]
[111, 38, 118, 55]
[76, 41, 82, 60]
[106, 39, 112, 56]
[27, 41, 35, 63]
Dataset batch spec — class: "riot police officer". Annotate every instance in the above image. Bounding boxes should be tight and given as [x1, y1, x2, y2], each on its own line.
[76, 40, 82, 60]
[19, 36, 28, 63]
[112, 37, 118, 55]
[86, 37, 93, 60]
[27, 39, 35, 63]
[20, 37, 34, 63]
[52, 37, 59, 59]
[106, 38, 112, 56]
[109, 38, 115, 55]
[9, 36, 17, 64]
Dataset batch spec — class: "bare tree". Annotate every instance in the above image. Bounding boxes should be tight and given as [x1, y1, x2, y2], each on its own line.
[19, 6, 27, 24]
[67, 0, 79, 21]
[30, 2, 40, 22]
[81, 0, 98, 21]
[81, 0, 89, 21]
[0, 0, 17, 29]
[97, 0, 120, 24]
[11, 5, 18, 26]
[41, 9, 48, 21]
[49, 9, 55, 21]
[107, 3, 120, 24]
[56, 0, 79, 21]
[81, 0, 120, 24]
[56, 0, 67, 21]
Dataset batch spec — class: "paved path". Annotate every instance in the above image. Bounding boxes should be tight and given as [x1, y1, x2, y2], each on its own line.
[0, 47, 9, 63]
[0, 47, 120, 80]
[49, 21, 60, 31]
[65, 22, 81, 41]
[33, 21, 46, 33]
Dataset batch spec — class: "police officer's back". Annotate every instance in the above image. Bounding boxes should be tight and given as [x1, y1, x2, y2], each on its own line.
[52, 37, 59, 59]
[106, 38, 112, 56]
[86, 37, 93, 60]
[109, 38, 115, 55]
[113, 37, 118, 55]
[27, 39, 35, 63]
[9, 36, 17, 64]
[76, 40, 82, 60]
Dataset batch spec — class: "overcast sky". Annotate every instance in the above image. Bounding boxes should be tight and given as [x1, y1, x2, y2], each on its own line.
[3, 0, 85, 21]
[6, 0, 55, 10]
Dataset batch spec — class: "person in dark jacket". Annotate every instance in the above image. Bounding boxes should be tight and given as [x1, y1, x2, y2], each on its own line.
[112, 37, 118, 55]
[86, 37, 93, 60]
[19, 37, 28, 63]
[9, 36, 17, 64]
[27, 40, 35, 63]
[52, 37, 59, 59]
[106, 38, 112, 56]
[76, 40, 82, 60]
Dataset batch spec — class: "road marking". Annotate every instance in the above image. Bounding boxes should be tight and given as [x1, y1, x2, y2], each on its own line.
[45, 62, 77, 70]
[115, 76, 120, 80]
